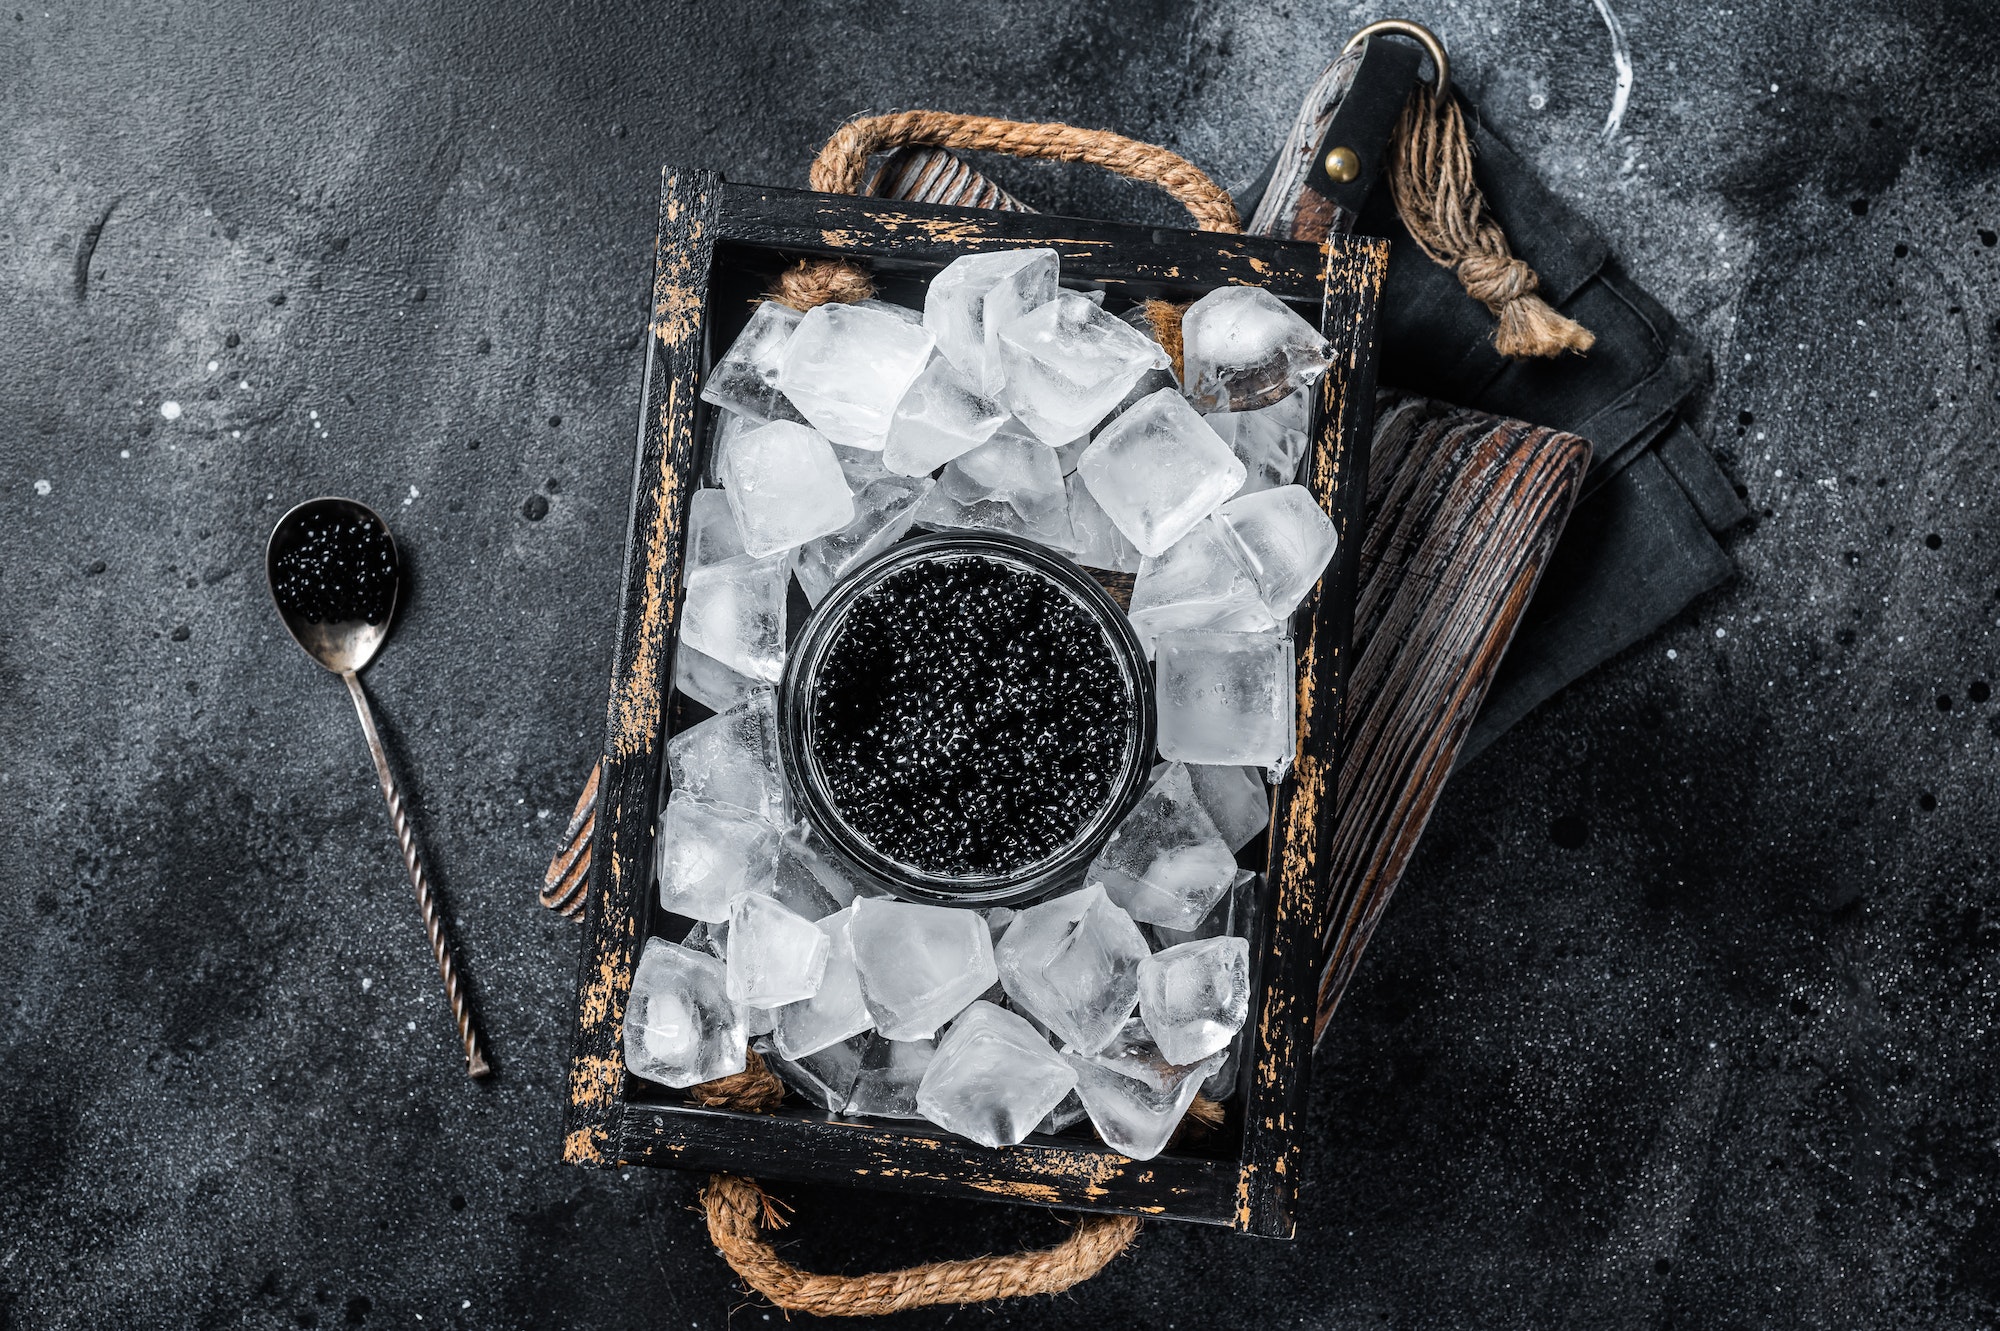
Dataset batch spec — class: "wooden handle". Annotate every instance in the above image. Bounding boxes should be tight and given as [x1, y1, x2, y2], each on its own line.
[344, 670, 493, 1078]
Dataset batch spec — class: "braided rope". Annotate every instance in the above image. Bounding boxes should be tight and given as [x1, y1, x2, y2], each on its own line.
[703, 1173, 1142, 1316]
[811, 110, 1241, 233]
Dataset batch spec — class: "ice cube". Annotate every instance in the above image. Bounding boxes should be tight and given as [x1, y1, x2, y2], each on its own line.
[923, 248, 1060, 396]
[776, 302, 936, 448]
[699, 300, 806, 426]
[1085, 763, 1237, 930]
[1184, 765, 1270, 852]
[997, 291, 1171, 444]
[1180, 286, 1334, 412]
[994, 887, 1096, 1031]
[725, 890, 828, 1007]
[772, 905, 873, 1059]
[1138, 935, 1251, 1065]
[1077, 389, 1246, 556]
[915, 1000, 1077, 1147]
[794, 475, 934, 604]
[746, 1005, 778, 1038]
[765, 833, 849, 921]
[831, 441, 893, 489]
[1084, 1016, 1195, 1091]
[912, 477, 1075, 549]
[1214, 484, 1338, 617]
[682, 919, 727, 960]
[655, 792, 781, 923]
[674, 640, 761, 714]
[718, 420, 856, 557]
[665, 688, 786, 822]
[1036, 1088, 1088, 1135]
[763, 1033, 868, 1111]
[942, 431, 1066, 508]
[1151, 867, 1254, 948]
[623, 938, 748, 1088]
[1205, 387, 1312, 495]
[980, 906, 1017, 945]
[702, 410, 753, 488]
[687, 488, 748, 571]
[1154, 631, 1296, 770]
[680, 551, 790, 684]
[1126, 518, 1276, 655]
[1062, 1043, 1225, 1160]
[788, 825, 871, 907]
[849, 897, 998, 1040]
[1108, 307, 1185, 419]
[843, 1034, 938, 1119]
[856, 297, 923, 325]
[881, 356, 1008, 476]
[1063, 475, 1142, 573]
[1037, 888, 1150, 1054]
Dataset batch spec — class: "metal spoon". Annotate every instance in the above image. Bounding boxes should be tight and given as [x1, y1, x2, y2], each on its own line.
[266, 496, 492, 1079]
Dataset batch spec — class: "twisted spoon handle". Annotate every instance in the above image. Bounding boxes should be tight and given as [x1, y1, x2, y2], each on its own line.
[343, 670, 493, 1078]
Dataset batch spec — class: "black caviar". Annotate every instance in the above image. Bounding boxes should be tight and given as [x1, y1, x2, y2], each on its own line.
[809, 555, 1130, 877]
[270, 509, 397, 625]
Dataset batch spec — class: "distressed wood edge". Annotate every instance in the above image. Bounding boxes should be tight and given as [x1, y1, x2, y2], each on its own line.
[1310, 418, 1592, 1036]
[1234, 234, 1389, 1237]
[618, 1101, 1240, 1227]
[563, 167, 721, 1166]
[712, 180, 1328, 298]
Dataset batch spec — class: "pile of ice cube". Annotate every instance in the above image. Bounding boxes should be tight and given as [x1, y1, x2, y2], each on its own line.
[629, 247, 1339, 1158]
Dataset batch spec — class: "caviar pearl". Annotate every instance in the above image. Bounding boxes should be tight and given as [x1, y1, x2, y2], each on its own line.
[810, 554, 1129, 878]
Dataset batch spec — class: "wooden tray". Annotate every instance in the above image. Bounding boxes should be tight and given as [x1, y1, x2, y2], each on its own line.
[563, 168, 1386, 1238]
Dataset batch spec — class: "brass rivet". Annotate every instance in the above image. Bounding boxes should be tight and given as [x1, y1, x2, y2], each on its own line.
[1322, 146, 1361, 183]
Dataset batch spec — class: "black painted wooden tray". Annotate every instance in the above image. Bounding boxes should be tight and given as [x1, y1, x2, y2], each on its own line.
[562, 168, 1386, 1238]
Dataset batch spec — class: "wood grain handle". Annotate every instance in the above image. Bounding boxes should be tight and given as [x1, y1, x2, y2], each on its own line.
[344, 670, 493, 1078]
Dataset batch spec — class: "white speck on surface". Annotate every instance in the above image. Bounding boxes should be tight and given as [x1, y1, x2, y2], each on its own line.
[1667, 648, 1678, 660]
[159, 401, 182, 420]
[1716, 628, 1728, 639]
[239, 380, 249, 390]
[1770, 82, 1779, 93]
[120, 449, 130, 459]
[309, 409, 318, 420]
[1592, 0, 1634, 142]
[207, 360, 218, 372]
[33, 479, 51, 496]
[361, 977, 373, 991]
[406, 1021, 416, 1032]
[231, 430, 241, 439]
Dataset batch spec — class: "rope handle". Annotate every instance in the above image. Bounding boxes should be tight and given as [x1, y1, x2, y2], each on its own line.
[704, 1172, 1142, 1316]
[811, 110, 1242, 233]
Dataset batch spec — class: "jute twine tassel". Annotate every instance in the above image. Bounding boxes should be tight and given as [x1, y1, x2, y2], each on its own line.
[1388, 85, 1594, 358]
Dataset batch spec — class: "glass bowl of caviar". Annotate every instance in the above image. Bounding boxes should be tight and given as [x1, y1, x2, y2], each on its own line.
[779, 532, 1155, 908]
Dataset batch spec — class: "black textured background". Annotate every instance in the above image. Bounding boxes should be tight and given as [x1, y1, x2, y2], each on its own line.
[6, 2, 2000, 1327]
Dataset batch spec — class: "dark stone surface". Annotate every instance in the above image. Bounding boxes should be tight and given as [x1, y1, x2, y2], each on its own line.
[4, 1, 1999, 1326]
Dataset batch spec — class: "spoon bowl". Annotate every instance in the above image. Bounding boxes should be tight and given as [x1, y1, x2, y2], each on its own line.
[265, 496, 401, 674]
